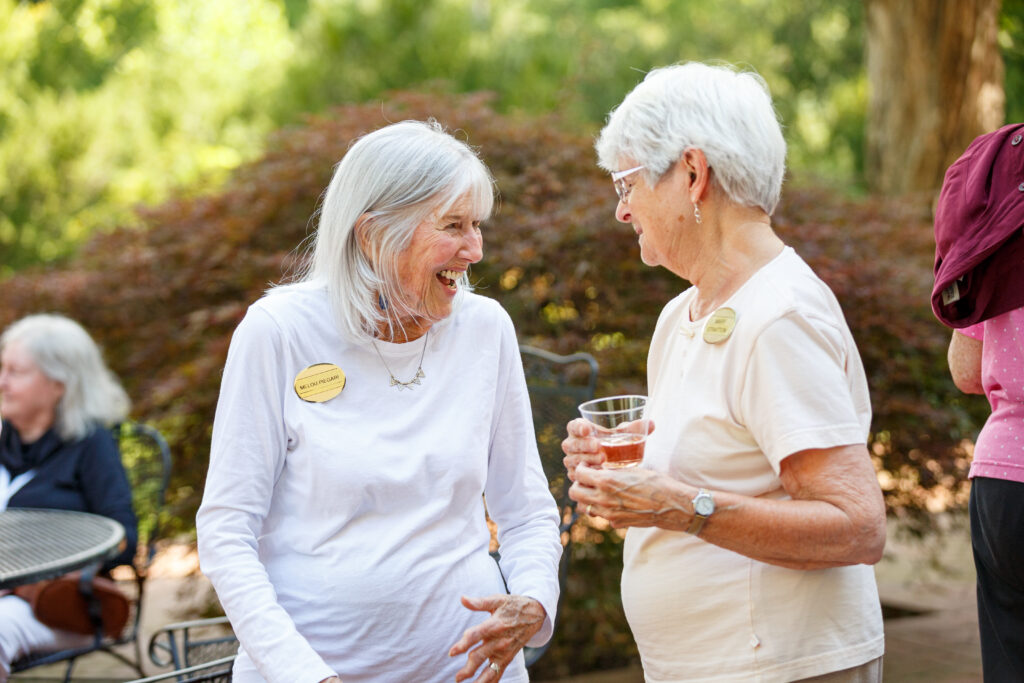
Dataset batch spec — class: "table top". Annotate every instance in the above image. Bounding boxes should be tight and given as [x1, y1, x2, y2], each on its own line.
[0, 508, 125, 588]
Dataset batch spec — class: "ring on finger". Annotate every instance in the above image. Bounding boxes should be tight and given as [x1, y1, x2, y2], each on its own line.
[489, 661, 501, 673]
[586, 504, 593, 516]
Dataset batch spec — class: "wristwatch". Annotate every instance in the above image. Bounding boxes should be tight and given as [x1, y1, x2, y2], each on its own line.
[686, 488, 715, 536]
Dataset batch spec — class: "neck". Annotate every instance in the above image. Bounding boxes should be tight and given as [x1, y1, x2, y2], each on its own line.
[374, 317, 431, 343]
[684, 205, 784, 320]
[12, 414, 54, 445]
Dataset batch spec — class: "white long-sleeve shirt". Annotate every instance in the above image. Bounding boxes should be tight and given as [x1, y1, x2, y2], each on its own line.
[197, 285, 561, 683]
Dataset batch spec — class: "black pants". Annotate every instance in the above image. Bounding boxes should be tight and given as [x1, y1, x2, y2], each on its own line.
[970, 476, 1024, 682]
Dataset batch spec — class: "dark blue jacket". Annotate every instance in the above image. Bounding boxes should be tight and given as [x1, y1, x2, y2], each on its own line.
[2, 420, 138, 570]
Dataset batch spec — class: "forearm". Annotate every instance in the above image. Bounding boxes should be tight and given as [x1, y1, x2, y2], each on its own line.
[575, 446, 886, 570]
[488, 501, 561, 644]
[691, 488, 886, 570]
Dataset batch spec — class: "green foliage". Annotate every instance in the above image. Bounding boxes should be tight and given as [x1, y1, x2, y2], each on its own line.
[0, 92, 989, 671]
[2, 0, 873, 274]
[1002, 0, 1024, 123]
[116, 422, 169, 546]
[0, 0, 291, 273]
[277, 0, 869, 180]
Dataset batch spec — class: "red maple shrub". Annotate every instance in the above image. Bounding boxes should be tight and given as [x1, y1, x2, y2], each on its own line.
[0, 91, 988, 674]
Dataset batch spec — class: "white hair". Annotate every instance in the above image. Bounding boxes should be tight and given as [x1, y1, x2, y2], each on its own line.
[596, 62, 787, 215]
[297, 119, 495, 342]
[1, 314, 130, 441]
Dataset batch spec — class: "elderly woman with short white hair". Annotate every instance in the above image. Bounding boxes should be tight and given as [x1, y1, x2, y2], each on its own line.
[197, 120, 561, 683]
[0, 313, 136, 681]
[561, 63, 887, 682]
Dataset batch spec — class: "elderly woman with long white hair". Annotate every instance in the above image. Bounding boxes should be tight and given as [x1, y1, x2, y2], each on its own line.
[561, 63, 887, 682]
[197, 120, 561, 683]
[0, 313, 136, 682]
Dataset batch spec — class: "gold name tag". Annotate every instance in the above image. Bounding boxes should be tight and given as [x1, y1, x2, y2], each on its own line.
[293, 363, 346, 403]
[703, 307, 737, 344]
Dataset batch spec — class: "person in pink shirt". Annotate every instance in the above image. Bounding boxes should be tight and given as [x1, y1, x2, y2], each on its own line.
[948, 309, 1024, 681]
[940, 124, 1024, 682]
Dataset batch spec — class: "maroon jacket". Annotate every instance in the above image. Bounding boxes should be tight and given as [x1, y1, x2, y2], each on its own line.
[932, 123, 1024, 328]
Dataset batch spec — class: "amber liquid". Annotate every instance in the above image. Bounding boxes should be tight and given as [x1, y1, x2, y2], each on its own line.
[600, 433, 645, 468]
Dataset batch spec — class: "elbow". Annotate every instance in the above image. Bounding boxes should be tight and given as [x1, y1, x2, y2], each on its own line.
[851, 510, 887, 566]
[952, 373, 984, 396]
[858, 528, 886, 565]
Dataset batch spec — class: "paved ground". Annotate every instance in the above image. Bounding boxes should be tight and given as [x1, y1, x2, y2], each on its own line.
[868, 515, 982, 683]
[12, 518, 983, 682]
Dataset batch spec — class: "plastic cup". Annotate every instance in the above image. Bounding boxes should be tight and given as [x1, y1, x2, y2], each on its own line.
[578, 394, 648, 469]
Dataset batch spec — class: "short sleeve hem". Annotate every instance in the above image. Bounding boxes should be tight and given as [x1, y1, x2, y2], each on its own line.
[769, 425, 868, 470]
[959, 322, 985, 341]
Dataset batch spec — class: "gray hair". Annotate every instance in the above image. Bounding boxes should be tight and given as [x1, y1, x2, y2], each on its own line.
[1, 314, 130, 441]
[299, 119, 495, 341]
[596, 62, 787, 215]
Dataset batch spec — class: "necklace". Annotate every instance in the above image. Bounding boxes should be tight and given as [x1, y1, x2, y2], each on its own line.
[371, 330, 429, 390]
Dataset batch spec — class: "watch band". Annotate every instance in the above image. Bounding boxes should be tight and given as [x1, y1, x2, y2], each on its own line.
[686, 489, 713, 536]
[686, 510, 708, 536]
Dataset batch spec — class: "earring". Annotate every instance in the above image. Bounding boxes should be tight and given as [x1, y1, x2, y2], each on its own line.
[378, 293, 388, 311]
[693, 202, 702, 225]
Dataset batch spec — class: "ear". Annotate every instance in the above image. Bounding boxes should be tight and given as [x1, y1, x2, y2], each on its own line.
[679, 148, 711, 204]
[47, 378, 66, 405]
[353, 214, 375, 264]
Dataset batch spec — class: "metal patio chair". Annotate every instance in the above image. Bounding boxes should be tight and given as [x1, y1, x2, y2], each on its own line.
[11, 421, 172, 681]
[125, 654, 235, 683]
[148, 615, 237, 674]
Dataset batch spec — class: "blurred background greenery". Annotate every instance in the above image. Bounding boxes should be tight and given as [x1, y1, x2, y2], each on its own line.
[8, 0, 1022, 275]
[1, 1, 1020, 675]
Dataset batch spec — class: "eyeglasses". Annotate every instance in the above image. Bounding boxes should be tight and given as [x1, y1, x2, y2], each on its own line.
[611, 165, 645, 203]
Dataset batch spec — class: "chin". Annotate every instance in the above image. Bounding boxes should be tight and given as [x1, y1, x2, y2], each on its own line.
[639, 251, 659, 267]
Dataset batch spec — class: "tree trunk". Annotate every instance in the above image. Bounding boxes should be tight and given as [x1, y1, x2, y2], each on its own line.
[865, 0, 1005, 194]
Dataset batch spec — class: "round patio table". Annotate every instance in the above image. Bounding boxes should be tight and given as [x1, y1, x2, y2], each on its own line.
[0, 508, 125, 589]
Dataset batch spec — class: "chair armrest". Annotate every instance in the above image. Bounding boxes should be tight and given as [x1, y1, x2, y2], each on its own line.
[148, 615, 235, 669]
[126, 654, 236, 683]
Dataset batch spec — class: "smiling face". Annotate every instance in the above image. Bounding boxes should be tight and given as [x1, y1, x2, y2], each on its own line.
[0, 340, 65, 439]
[388, 196, 484, 339]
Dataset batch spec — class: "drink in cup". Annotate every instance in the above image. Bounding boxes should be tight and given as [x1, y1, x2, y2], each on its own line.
[578, 395, 649, 468]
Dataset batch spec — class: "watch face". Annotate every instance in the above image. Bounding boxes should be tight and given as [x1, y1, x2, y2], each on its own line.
[695, 494, 714, 516]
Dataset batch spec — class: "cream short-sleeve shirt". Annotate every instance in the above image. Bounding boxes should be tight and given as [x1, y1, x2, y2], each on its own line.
[622, 248, 884, 682]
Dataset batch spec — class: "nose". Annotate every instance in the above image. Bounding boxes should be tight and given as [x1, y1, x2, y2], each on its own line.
[461, 228, 483, 264]
[615, 199, 632, 224]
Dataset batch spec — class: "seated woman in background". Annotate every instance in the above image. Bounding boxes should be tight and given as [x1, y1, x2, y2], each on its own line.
[0, 313, 137, 682]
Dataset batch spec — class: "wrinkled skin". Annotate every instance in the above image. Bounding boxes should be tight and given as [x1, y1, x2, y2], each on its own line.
[449, 594, 546, 682]
[562, 417, 694, 529]
[562, 417, 887, 570]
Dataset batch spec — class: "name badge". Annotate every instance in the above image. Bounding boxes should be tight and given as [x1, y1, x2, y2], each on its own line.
[293, 363, 346, 403]
[703, 307, 737, 344]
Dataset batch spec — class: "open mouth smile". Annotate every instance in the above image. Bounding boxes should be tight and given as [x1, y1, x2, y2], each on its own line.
[436, 269, 463, 291]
